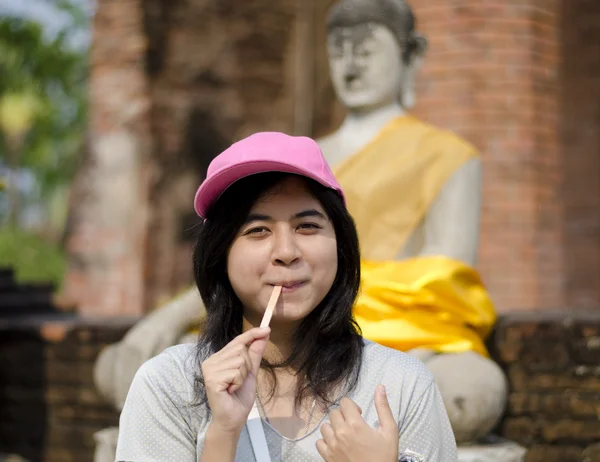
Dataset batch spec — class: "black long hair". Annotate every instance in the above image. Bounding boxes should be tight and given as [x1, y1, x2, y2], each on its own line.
[192, 172, 363, 408]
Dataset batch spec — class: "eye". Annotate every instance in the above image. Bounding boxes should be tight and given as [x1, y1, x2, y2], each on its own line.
[244, 226, 269, 236]
[297, 222, 322, 232]
[329, 49, 344, 59]
[355, 47, 372, 57]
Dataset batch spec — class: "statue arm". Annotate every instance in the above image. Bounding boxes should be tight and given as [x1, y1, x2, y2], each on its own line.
[420, 157, 482, 266]
[94, 287, 205, 410]
[121, 287, 204, 351]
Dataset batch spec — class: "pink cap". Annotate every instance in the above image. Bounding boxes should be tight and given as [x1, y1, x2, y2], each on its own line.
[194, 132, 345, 218]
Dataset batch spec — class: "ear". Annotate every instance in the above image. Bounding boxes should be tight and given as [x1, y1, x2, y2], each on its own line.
[400, 34, 428, 109]
[400, 60, 422, 109]
[413, 33, 429, 57]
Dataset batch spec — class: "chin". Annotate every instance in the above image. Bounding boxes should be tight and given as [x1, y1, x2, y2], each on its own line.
[340, 92, 383, 111]
[272, 301, 317, 324]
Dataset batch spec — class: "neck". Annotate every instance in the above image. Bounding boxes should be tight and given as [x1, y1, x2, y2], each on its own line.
[340, 100, 405, 133]
[242, 317, 295, 364]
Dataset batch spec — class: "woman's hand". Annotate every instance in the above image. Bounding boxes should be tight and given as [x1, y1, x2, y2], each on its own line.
[316, 385, 399, 462]
[201, 327, 270, 435]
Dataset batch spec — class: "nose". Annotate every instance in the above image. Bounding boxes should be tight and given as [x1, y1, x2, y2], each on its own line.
[344, 61, 361, 85]
[271, 228, 301, 267]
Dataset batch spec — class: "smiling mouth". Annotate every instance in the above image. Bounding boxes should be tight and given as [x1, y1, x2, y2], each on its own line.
[270, 281, 307, 293]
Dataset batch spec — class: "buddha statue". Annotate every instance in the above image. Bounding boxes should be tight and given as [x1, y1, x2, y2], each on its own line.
[318, 0, 508, 445]
[91, 1, 510, 459]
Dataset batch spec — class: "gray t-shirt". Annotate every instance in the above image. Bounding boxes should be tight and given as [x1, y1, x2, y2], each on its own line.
[116, 340, 457, 461]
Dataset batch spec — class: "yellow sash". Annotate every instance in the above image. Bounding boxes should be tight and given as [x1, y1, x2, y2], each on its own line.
[334, 116, 477, 260]
[334, 116, 495, 356]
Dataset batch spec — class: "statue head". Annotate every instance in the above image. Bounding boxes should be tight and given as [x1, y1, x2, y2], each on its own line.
[326, 0, 428, 110]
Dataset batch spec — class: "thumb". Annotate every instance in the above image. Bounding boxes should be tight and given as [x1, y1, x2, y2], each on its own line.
[374, 385, 396, 434]
[247, 333, 270, 376]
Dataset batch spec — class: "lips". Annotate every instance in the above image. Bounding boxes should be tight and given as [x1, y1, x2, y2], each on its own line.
[269, 280, 307, 293]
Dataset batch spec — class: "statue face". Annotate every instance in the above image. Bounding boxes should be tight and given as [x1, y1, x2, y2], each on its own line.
[328, 23, 404, 110]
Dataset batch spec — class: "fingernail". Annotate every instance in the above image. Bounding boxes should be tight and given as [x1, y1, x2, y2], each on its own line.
[378, 385, 386, 394]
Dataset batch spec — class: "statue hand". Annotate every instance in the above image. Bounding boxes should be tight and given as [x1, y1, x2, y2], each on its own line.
[201, 327, 270, 434]
[316, 386, 399, 462]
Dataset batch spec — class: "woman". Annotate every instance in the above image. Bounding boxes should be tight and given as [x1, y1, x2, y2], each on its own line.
[116, 132, 457, 461]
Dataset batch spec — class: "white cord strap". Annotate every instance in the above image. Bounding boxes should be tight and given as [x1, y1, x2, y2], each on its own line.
[246, 400, 272, 461]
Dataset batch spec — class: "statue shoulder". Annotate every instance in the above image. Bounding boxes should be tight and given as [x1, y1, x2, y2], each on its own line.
[408, 117, 479, 157]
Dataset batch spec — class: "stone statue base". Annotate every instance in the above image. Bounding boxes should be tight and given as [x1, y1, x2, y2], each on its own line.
[457, 436, 527, 462]
[94, 427, 119, 462]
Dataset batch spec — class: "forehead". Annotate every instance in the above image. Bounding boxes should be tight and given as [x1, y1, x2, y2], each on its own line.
[250, 177, 324, 212]
[329, 23, 375, 47]
[328, 23, 397, 50]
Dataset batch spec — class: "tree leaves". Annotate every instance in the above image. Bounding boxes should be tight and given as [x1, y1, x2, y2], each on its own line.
[0, 11, 88, 227]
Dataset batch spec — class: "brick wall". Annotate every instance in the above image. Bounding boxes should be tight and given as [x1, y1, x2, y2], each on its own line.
[2, 310, 600, 461]
[492, 311, 600, 461]
[406, 0, 565, 312]
[560, 0, 600, 310]
[0, 318, 133, 462]
[60, 0, 153, 318]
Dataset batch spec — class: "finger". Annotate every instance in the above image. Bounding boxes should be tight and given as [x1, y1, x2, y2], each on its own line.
[226, 357, 251, 394]
[227, 327, 271, 349]
[328, 407, 345, 430]
[339, 397, 363, 426]
[217, 344, 254, 376]
[210, 354, 249, 374]
[207, 368, 246, 393]
[315, 438, 332, 461]
[374, 385, 397, 433]
[247, 334, 270, 376]
[210, 357, 249, 394]
[320, 422, 336, 445]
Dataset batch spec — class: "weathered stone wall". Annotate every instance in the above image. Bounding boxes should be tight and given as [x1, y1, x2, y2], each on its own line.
[0, 318, 133, 462]
[2, 310, 600, 461]
[492, 311, 600, 461]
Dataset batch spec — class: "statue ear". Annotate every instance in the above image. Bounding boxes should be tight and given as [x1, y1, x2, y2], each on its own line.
[401, 35, 427, 109]
[412, 33, 428, 57]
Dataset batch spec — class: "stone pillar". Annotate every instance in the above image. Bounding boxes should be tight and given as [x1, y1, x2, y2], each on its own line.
[61, 0, 153, 317]
[411, 0, 564, 311]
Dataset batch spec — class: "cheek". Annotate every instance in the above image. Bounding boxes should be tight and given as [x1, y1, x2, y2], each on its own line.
[226, 242, 262, 296]
[313, 240, 339, 288]
[330, 61, 347, 84]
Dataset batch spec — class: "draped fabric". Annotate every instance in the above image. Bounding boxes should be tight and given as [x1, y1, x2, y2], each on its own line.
[334, 116, 495, 356]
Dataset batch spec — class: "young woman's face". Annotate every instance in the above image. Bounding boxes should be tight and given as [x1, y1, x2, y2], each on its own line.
[227, 177, 338, 326]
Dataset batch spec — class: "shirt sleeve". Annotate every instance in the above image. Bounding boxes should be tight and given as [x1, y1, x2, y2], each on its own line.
[115, 350, 197, 462]
[397, 379, 458, 462]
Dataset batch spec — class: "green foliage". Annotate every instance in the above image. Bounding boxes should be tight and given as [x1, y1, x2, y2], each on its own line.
[0, 227, 66, 287]
[0, 12, 88, 223]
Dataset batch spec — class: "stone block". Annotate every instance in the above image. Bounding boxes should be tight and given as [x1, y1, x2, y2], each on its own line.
[525, 445, 583, 462]
[508, 391, 600, 417]
[457, 437, 527, 462]
[501, 418, 539, 446]
[540, 419, 600, 444]
[582, 443, 600, 462]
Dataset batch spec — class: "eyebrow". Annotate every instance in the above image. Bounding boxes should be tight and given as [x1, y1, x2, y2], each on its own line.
[244, 209, 327, 224]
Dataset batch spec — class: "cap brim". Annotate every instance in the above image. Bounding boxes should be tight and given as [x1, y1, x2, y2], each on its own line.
[194, 160, 340, 218]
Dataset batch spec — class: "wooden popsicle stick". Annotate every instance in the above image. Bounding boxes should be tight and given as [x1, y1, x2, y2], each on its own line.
[260, 285, 282, 328]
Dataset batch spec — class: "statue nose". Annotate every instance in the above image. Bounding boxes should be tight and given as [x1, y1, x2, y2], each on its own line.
[345, 71, 359, 85]
[344, 60, 361, 85]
